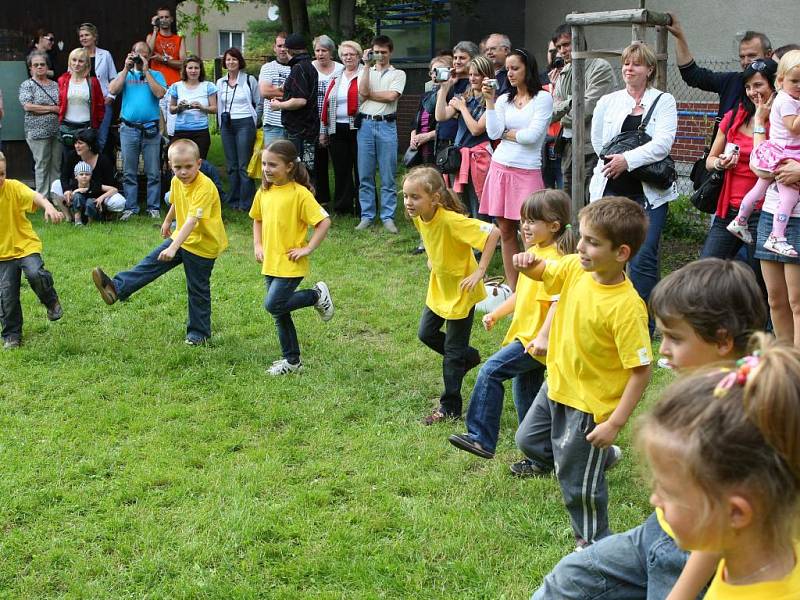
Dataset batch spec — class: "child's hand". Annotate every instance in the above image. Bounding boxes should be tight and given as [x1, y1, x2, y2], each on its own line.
[254, 245, 264, 263]
[459, 270, 483, 292]
[287, 246, 312, 261]
[482, 313, 496, 331]
[94, 198, 104, 212]
[160, 221, 172, 238]
[586, 421, 621, 449]
[512, 251, 538, 271]
[157, 245, 177, 262]
[44, 205, 64, 223]
[526, 333, 548, 356]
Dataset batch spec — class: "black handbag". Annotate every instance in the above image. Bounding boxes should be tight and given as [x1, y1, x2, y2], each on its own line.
[403, 146, 422, 168]
[599, 93, 676, 190]
[435, 145, 461, 174]
[690, 105, 739, 213]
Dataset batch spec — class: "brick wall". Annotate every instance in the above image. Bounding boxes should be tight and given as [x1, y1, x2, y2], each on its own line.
[397, 94, 421, 153]
[674, 101, 719, 163]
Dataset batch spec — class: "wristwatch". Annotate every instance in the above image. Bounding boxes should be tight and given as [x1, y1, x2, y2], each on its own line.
[753, 125, 767, 135]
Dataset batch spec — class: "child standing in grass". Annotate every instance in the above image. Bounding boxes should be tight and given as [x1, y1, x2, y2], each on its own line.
[449, 189, 576, 458]
[92, 139, 228, 345]
[250, 140, 333, 376]
[0, 151, 64, 349]
[403, 166, 501, 425]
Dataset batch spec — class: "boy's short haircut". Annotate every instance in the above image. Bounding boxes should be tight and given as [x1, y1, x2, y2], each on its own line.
[168, 139, 200, 161]
[0, 151, 5, 163]
[649, 258, 767, 353]
[578, 196, 648, 257]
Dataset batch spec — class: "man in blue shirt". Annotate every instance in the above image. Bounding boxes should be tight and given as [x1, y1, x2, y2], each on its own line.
[109, 41, 167, 221]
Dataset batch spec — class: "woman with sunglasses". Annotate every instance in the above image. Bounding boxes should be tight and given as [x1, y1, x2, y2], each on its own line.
[77, 23, 117, 152]
[19, 51, 62, 214]
[28, 30, 57, 78]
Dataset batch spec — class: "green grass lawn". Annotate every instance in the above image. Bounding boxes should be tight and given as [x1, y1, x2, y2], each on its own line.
[1, 204, 676, 598]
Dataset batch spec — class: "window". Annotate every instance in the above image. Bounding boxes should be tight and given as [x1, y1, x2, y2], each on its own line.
[219, 31, 244, 54]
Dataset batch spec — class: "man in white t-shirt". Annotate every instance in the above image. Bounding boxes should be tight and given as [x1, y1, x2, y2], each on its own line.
[259, 33, 292, 146]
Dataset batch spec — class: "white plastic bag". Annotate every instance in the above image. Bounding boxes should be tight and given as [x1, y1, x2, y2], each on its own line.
[475, 276, 512, 314]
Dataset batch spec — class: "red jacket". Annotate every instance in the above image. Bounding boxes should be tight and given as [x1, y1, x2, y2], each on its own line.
[321, 73, 359, 128]
[57, 72, 105, 129]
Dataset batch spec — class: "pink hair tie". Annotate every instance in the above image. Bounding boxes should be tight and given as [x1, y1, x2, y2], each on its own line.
[713, 353, 761, 398]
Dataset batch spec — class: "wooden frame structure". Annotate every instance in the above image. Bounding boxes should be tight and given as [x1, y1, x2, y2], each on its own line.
[565, 8, 672, 218]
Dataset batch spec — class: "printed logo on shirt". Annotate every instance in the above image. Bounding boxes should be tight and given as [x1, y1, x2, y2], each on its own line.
[479, 222, 494, 234]
[637, 347, 651, 365]
[195, 208, 204, 218]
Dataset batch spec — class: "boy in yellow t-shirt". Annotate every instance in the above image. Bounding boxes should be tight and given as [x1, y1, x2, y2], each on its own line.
[0, 152, 65, 349]
[92, 140, 228, 345]
[512, 196, 652, 547]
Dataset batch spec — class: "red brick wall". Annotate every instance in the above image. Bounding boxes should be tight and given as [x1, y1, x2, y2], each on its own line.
[674, 101, 719, 163]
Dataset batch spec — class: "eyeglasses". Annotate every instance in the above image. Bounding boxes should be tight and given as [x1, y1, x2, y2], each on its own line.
[31, 63, 47, 67]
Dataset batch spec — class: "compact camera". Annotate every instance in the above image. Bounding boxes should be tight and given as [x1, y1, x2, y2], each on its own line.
[132, 55, 144, 67]
[552, 56, 566, 70]
[433, 67, 451, 83]
[221, 111, 232, 127]
[484, 78, 498, 90]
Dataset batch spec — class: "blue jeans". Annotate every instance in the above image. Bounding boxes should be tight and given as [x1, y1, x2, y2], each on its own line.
[0, 253, 59, 342]
[263, 124, 286, 147]
[97, 104, 114, 152]
[120, 123, 162, 213]
[264, 276, 318, 363]
[700, 208, 760, 265]
[357, 119, 398, 222]
[112, 239, 216, 342]
[464, 341, 545, 453]
[531, 512, 700, 600]
[220, 117, 256, 211]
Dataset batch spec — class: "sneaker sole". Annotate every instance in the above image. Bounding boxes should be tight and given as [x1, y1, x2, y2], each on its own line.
[92, 269, 117, 305]
[315, 282, 334, 322]
[448, 434, 494, 459]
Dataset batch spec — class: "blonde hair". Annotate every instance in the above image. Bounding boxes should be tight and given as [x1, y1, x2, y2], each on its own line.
[168, 139, 201, 161]
[338, 40, 362, 57]
[777, 49, 800, 83]
[468, 55, 495, 104]
[430, 55, 453, 69]
[621, 41, 658, 85]
[520, 189, 578, 256]
[68, 47, 90, 75]
[403, 166, 467, 214]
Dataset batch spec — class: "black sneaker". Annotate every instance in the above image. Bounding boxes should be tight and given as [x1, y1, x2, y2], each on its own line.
[509, 458, 549, 478]
[46, 300, 63, 321]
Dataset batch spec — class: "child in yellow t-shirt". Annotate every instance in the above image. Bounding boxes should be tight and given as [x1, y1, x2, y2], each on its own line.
[0, 152, 65, 349]
[513, 196, 652, 546]
[92, 140, 228, 345]
[404, 166, 501, 425]
[249, 140, 332, 376]
[449, 189, 577, 458]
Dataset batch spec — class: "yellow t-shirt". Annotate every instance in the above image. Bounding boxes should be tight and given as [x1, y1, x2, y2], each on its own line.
[704, 543, 800, 599]
[413, 207, 493, 320]
[169, 172, 228, 259]
[655, 507, 677, 540]
[0, 179, 41, 260]
[248, 182, 329, 277]
[501, 243, 561, 364]
[542, 254, 652, 422]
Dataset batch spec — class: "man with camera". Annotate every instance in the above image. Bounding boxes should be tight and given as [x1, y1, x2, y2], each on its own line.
[109, 42, 167, 221]
[484, 33, 511, 97]
[549, 23, 617, 203]
[146, 6, 185, 87]
[356, 35, 406, 233]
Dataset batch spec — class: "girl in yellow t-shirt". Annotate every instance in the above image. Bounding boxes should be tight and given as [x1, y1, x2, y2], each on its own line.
[403, 166, 501, 425]
[449, 189, 576, 460]
[250, 140, 333, 376]
[640, 336, 800, 600]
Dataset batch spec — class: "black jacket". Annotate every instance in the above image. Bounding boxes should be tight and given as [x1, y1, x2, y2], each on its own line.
[678, 60, 743, 120]
[282, 53, 319, 140]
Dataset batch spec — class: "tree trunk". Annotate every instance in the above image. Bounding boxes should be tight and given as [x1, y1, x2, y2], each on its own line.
[289, 0, 311, 39]
[277, 0, 292, 33]
[329, 0, 342, 33]
[338, 0, 356, 39]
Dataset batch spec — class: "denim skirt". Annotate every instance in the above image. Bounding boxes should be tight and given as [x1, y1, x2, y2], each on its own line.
[754, 209, 800, 264]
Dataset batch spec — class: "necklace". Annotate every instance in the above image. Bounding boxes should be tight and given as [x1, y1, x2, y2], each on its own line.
[514, 94, 530, 108]
[724, 551, 795, 585]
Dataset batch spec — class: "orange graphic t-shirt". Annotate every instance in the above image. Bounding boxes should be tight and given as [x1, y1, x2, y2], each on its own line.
[152, 32, 183, 86]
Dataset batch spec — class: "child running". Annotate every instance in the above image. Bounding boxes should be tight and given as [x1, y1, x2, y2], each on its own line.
[640, 336, 800, 599]
[250, 140, 333, 376]
[531, 258, 768, 600]
[92, 139, 228, 345]
[404, 166, 500, 425]
[728, 50, 800, 256]
[448, 189, 576, 458]
[0, 151, 64, 349]
[512, 196, 652, 547]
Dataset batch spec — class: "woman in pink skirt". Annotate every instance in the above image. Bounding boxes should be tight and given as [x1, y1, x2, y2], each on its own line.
[481, 47, 553, 289]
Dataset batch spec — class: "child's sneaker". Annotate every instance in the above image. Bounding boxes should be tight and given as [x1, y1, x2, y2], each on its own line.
[46, 300, 63, 322]
[605, 445, 623, 471]
[509, 458, 550, 478]
[726, 218, 752, 244]
[312, 281, 334, 322]
[3, 338, 20, 350]
[267, 358, 303, 376]
[763, 234, 799, 257]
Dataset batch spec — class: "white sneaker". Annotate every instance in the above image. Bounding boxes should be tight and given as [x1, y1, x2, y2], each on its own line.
[313, 281, 334, 322]
[267, 358, 303, 376]
[605, 445, 623, 471]
[119, 209, 135, 221]
[147, 209, 161, 219]
[355, 218, 372, 230]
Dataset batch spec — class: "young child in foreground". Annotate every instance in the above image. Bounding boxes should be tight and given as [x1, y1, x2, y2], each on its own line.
[640, 335, 800, 599]
[404, 166, 500, 425]
[65, 161, 118, 226]
[531, 258, 768, 600]
[512, 196, 652, 546]
[250, 140, 333, 376]
[92, 139, 228, 345]
[728, 50, 800, 256]
[0, 152, 64, 349]
[448, 189, 577, 459]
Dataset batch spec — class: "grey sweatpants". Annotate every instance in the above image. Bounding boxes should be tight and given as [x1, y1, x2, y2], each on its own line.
[516, 383, 611, 543]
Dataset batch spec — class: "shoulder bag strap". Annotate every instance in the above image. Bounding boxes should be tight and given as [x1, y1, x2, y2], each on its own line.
[638, 92, 664, 131]
[30, 78, 58, 105]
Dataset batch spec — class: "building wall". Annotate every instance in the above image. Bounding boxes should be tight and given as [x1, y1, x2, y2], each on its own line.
[181, 0, 268, 59]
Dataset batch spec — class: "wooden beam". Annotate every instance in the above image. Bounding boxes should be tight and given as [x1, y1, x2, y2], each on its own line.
[566, 9, 672, 27]
[572, 50, 668, 60]
[655, 25, 669, 91]
[570, 24, 587, 218]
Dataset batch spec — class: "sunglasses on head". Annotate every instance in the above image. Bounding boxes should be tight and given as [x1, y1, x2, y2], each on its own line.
[749, 59, 769, 72]
[44, 36, 54, 41]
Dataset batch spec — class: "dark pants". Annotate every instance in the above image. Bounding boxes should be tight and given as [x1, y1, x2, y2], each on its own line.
[264, 276, 318, 364]
[112, 239, 216, 342]
[314, 143, 330, 206]
[329, 123, 359, 216]
[562, 142, 598, 205]
[173, 129, 211, 160]
[220, 117, 255, 211]
[287, 133, 316, 178]
[72, 192, 105, 221]
[0, 253, 59, 342]
[417, 306, 479, 416]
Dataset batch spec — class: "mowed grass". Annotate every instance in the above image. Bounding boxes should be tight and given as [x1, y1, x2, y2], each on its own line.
[1, 207, 674, 598]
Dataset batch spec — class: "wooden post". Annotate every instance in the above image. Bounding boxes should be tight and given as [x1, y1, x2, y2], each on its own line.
[655, 25, 668, 91]
[632, 23, 646, 43]
[570, 24, 587, 219]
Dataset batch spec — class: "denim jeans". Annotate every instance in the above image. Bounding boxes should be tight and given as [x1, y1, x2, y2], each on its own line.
[464, 340, 545, 453]
[357, 119, 398, 222]
[97, 104, 114, 152]
[0, 253, 59, 342]
[120, 123, 162, 213]
[263, 124, 286, 147]
[531, 512, 699, 600]
[264, 276, 318, 363]
[700, 208, 760, 265]
[112, 239, 216, 341]
[220, 117, 256, 211]
[417, 306, 479, 416]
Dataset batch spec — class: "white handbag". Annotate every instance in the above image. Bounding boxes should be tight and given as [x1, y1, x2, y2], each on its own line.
[475, 276, 512, 314]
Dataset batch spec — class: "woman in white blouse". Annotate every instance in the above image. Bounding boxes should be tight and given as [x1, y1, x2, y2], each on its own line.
[589, 42, 677, 323]
[77, 23, 117, 151]
[481, 48, 553, 289]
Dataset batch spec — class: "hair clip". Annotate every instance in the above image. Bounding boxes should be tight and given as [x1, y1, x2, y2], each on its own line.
[565, 223, 572, 229]
[295, 157, 301, 163]
[514, 48, 529, 59]
[713, 352, 761, 397]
